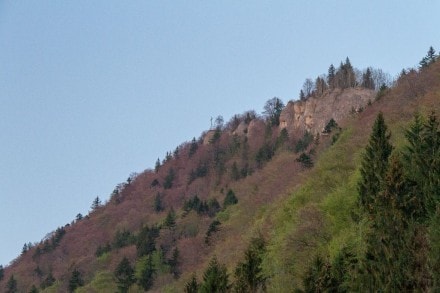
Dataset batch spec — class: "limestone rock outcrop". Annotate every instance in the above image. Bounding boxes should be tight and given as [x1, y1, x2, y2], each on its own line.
[279, 88, 375, 137]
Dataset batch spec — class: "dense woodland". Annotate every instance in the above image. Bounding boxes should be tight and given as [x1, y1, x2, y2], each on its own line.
[1, 47, 440, 292]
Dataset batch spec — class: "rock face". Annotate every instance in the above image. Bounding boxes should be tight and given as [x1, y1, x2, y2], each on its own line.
[279, 88, 375, 137]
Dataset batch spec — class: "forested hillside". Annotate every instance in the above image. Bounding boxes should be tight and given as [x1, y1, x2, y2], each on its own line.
[1, 48, 440, 292]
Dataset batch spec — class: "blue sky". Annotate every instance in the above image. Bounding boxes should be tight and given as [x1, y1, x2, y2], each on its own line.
[0, 1, 439, 265]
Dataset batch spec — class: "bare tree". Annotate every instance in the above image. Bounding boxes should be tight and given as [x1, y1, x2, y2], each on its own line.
[302, 78, 315, 97]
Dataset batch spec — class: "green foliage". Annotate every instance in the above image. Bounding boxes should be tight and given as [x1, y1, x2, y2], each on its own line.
[361, 67, 375, 89]
[6, 275, 17, 293]
[163, 168, 176, 189]
[263, 97, 284, 126]
[114, 257, 136, 293]
[0, 265, 3, 281]
[188, 163, 208, 184]
[276, 128, 289, 150]
[138, 255, 155, 291]
[189, 137, 198, 157]
[294, 132, 314, 153]
[296, 153, 313, 168]
[91, 196, 102, 211]
[403, 112, 440, 217]
[168, 247, 180, 278]
[184, 274, 199, 293]
[136, 225, 160, 257]
[113, 230, 134, 249]
[183, 195, 220, 217]
[155, 158, 161, 173]
[76, 271, 116, 293]
[419, 46, 437, 69]
[205, 220, 221, 245]
[68, 269, 84, 293]
[95, 242, 111, 257]
[154, 192, 164, 212]
[255, 143, 274, 167]
[223, 189, 238, 208]
[358, 112, 393, 214]
[29, 285, 39, 293]
[200, 256, 230, 293]
[41, 272, 55, 289]
[233, 236, 266, 293]
[323, 118, 338, 134]
[164, 208, 177, 229]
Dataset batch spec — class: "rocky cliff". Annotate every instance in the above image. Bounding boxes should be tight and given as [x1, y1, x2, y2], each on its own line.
[279, 87, 375, 137]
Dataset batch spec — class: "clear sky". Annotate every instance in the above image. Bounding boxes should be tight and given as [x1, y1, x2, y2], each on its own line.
[0, 1, 439, 266]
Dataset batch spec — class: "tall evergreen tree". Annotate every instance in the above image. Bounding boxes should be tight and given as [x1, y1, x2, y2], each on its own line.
[233, 236, 266, 293]
[328, 64, 336, 89]
[164, 208, 176, 229]
[223, 189, 238, 208]
[114, 257, 136, 293]
[153, 193, 164, 212]
[362, 67, 375, 89]
[358, 112, 393, 214]
[138, 255, 155, 291]
[0, 265, 4, 281]
[403, 112, 440, 217]
[91, 196, 102, 211]
[68, 269, 84, 293]
[184, 274, 199, 293]
[200, 256, 230, 293]
[6, 275, 17, 293]
[362, 155, 426, 291]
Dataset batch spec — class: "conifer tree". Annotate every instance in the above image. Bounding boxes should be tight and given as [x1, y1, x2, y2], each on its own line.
[189, 137, 198, 157]
[155, 158, 161, 173]
[233, 236, 266, 293]
[358, 112, 393, 214]
[403, 112, 440, 217]
[200, 256, 230, 293]
[153, 193, 164, 212]
[223, 189, 238, 208]
[68, 269, 84, 293]
[114, 257, 136, 293]
[164, 208, 176, 229]
[0, 265, 4, 281]
[29, 285, 39, 293]
[138, 255, 155, 291]
[6, 275, 17, 293]
[328, 64, 336, 89]
[184, 274, 199, 293]
[91, 196, 102, 211]
[362, 155, 422, 291]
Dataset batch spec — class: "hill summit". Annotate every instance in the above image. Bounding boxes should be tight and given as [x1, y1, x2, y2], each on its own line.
[2, 49, 440, 292]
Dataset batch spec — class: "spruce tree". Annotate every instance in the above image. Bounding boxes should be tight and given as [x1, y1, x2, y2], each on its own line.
[328, 64, 336, 89]
[200, 256, 229, 293]
[138, 255, 155, 291]
[403, 112, 440, 217]
[0, 265, 4, 281]
[184, 274, 199, 293]
[164, 208, 176, 229]
[358, 112, 393, 214]
[6, 275, 17, 293]
[114, 257, 136, 293]
[362, 155, 422, 291]
[68, 269, 84, 293]
[233, 236, 266, 292]
[223, 189, 238, 208]
[91, 196, 101, 211]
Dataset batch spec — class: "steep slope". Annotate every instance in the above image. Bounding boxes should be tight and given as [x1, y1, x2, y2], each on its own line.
[1, 59, 439, 292]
